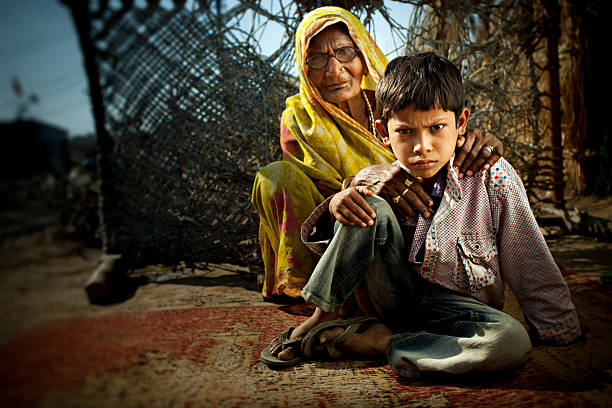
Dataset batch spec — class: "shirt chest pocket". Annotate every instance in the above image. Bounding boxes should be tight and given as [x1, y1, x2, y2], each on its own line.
[456, 233, 498, 291]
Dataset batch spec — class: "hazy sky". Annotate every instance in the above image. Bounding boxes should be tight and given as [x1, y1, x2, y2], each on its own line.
[0, 0, 93, 136]
[0, 1, 412, 138]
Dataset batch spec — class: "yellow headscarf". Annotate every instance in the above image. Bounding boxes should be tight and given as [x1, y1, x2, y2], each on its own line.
[281, 6, 396, 191]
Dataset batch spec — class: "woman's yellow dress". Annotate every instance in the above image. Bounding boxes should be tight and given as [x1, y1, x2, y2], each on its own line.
[252, 6, 396, 299]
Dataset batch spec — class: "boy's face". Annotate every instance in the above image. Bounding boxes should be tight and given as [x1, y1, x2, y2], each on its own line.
[376, 105, 469, 181]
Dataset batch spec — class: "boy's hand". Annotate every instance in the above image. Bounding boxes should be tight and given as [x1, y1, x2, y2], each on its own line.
[350, 164, 434, 220]
[453, 128, 503, 178]
[330, 186, 376, 227]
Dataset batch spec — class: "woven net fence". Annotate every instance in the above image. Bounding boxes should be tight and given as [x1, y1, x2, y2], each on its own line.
[86, 3, 298, 266]
[71, 0, 565, 268]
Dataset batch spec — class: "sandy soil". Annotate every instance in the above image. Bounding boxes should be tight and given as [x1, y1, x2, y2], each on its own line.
[566, 195, 612, 220]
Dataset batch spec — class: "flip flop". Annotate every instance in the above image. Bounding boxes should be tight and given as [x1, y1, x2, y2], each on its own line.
[301, 316, 379, 360]
[260, 327, 303, 368]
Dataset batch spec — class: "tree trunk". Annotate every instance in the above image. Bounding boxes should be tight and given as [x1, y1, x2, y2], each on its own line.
[559, 0, 587, 195]
[543, 0, 565, 209]
[61, 0, 118, 249]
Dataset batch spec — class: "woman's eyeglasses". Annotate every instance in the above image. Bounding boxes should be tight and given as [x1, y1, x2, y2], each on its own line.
[306, 46, 359, 69]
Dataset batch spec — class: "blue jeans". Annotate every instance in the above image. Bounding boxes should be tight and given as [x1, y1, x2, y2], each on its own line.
[302, 195, 531, 378]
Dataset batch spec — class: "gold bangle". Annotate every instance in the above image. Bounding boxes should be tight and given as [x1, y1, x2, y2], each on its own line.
[342, 176, 355, 190]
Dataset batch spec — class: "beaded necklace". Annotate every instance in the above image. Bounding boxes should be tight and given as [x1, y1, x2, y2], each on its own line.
[362, 89, 375, 136]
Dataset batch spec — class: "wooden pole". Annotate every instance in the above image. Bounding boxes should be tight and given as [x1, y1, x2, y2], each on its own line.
[543, 0, 566, 209]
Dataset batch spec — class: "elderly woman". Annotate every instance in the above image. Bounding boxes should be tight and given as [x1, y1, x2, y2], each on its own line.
[252, 7, 501, 300]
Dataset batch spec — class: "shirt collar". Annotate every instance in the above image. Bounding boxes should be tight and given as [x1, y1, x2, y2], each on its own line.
[446, 154, 462, 201]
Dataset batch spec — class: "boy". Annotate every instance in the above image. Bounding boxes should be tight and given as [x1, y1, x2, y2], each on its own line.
[262, 53, 580, 378]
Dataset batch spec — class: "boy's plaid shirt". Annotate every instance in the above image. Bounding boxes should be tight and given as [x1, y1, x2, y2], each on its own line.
[302, 157, 581, 345]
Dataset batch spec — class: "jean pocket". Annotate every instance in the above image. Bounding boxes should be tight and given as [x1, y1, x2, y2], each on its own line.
[456, 233, 498, 291]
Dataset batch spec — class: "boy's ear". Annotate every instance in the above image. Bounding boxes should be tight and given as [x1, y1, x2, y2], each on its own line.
[375, 119, 390, 145]
[457, 108, 470, 136]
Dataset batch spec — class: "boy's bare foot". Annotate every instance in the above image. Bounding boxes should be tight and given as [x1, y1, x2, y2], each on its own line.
[317, 322, 393, 357]
[268, 307, 337, 361]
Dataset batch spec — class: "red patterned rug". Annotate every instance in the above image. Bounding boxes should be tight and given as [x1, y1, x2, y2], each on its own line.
[1, 273, 610, 408]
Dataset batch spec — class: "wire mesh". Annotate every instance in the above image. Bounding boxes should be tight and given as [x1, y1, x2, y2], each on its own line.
[90, 4, 296, 266]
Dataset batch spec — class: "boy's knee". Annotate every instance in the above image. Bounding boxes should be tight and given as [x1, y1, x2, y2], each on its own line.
[364, 195, 395, 220]
[487, 318, 532, 371]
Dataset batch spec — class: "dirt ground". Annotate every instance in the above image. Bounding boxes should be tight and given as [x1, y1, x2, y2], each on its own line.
[1, 196, 611, 407]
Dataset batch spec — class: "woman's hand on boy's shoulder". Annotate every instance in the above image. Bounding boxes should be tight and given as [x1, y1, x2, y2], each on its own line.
[454, 128, 504, 179]
[351, 164, 434, 220]
[330, 186, 376, 227]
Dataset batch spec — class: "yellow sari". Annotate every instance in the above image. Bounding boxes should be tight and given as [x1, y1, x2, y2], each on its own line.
[252, 6, 396, 299]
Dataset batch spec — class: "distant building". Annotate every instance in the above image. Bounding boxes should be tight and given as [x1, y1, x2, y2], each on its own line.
[0, 120, 71, 180]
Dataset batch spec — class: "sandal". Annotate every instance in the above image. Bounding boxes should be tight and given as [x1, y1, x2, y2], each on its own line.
[301, 316, 379, 360]
[260, 327, 303, 368]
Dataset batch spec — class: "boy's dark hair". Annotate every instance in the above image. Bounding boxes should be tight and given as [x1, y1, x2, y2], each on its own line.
[376, 52, 465, 127]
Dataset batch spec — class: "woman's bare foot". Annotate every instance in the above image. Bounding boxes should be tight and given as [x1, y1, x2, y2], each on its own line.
[268, 307, 337, 361]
